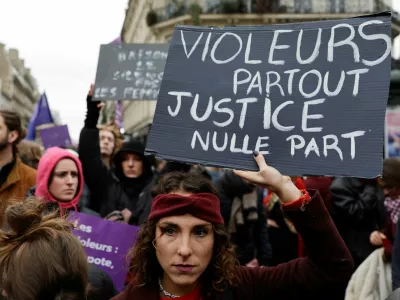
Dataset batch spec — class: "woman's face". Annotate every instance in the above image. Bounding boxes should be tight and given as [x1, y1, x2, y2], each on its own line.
[155, 194, 214, 294]
[49, 159, 79, 202]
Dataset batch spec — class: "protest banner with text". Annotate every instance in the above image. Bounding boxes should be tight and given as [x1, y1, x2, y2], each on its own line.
[146, 13, 392, 177]
[70, 212, 139, 291]
[93, 44, 169, 101]
[39, 125, 72, 149]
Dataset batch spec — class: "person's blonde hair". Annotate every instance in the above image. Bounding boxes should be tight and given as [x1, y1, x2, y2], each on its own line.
[97, 121, 123, 156]
[0, 198, 88, 300]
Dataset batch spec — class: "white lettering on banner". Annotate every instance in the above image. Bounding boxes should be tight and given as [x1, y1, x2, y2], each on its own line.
[296, 28, 322, 65]
[179, 20, 389, 66]
[95, 45, 167, 100]
[286, 131, 364, 159]
[168, 19, 390, 166]
[232, 68, 370, 99]
[170, 89, 369, 159]
[268, 30, 293, 65]
[87, 256, 114, 269]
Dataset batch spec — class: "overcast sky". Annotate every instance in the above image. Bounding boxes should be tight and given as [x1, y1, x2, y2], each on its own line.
[0, 1, 399, 142]
[0, 0, 127, 142]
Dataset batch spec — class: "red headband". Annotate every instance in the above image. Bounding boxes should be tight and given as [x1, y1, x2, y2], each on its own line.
[148, 193, 224, 224]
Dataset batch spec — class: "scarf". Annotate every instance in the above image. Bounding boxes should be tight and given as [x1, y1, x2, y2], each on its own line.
[384, 196, 400, 224]
[228, 189, 258, 234]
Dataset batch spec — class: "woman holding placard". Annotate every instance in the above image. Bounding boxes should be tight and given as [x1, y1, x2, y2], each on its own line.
[113, 152, 354, 300]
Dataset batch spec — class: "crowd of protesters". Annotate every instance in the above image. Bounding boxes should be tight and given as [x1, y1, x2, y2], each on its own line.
[0, 83, 398, 300]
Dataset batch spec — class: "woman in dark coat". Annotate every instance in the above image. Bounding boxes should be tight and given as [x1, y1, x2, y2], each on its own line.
[113, 153, 353, 300]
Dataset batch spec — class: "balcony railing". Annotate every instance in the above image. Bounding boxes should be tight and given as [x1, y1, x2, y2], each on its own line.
[147, 0, 389, 27]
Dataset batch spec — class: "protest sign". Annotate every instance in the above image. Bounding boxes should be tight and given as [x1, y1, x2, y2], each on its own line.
[385, 107, 400, 158]
[69, 212, 139, 291]
[39, 125, 72, 149]
[146, 13, 392, 177]
[93, 44, 169, 101]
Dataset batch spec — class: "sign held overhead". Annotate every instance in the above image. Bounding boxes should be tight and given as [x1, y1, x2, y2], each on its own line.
[93, 44, 169, 101]
[146, 13, 392, 177]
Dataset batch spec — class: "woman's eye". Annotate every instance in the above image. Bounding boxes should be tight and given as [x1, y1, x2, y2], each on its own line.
[195, 229, 208, 237]
[165, 228, 176, 236]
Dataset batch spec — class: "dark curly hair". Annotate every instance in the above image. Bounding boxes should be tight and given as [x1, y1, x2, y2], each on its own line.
[128, 171, 239, 295]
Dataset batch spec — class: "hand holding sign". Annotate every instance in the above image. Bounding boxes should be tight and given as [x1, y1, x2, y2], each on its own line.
[234, 152, 301, 204]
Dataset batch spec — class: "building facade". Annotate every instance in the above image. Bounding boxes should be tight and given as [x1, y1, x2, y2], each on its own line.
[0, 43, 40, 126]
[120, 0, 400, 141]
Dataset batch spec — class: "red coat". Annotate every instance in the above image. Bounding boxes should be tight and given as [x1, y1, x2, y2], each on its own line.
[113, 190, 353, 300]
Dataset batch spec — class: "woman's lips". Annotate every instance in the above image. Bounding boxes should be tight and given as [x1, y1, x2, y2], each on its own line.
[174, 265, 194, 272]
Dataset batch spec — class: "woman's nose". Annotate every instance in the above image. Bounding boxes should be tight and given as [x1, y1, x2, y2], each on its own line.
[65, 175, 74, 184]
[177, 236, 193, 257]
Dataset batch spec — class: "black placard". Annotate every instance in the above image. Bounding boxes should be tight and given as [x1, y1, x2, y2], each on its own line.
[93, 44, 169, 101]
[146, 13, 392, 177]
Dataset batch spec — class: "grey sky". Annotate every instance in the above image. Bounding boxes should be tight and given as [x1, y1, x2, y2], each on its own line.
[0, 1, 399, 142]
[0, 0, 127, 142]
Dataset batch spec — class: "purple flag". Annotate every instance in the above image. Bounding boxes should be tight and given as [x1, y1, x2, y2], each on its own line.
[39, 125, 72, 149]
[26, 93, 54, 141]
[69, 212, 139, 291]
[115, 101, 123, 129]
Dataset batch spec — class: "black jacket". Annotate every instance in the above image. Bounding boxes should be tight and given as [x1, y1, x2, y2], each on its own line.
[330, 177, 387, 267]
[79, 128, 154, 218]
[78, 96, 154, 219]
[217, 170, 272, 266]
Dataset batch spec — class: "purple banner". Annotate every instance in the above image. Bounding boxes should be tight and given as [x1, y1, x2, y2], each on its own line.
[69, 212, 139, 291]
[39, 125, 72, 149]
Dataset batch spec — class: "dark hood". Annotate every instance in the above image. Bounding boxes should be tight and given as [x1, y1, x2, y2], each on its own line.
[113, 139, 153, 199]
[218, 170, 255, 199]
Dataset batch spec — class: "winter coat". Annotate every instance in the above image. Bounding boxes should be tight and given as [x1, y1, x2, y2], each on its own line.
[330, 177, 387, 268]
[0, 157, 36, 226]
[112, 191, 354, 300]
[303, 176, 333, 210]
[79, 127, 153, 219]
[217, 170, 271, 266]
[386, 288, 400, 300]
[345, 248, 391, 300]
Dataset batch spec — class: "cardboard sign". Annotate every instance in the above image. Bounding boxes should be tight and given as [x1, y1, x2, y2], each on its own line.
[70, 212, 139, 291]
[39, 125, 72, 149]
[93, 44, 169, 101]
[146, 13, 392, 177]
